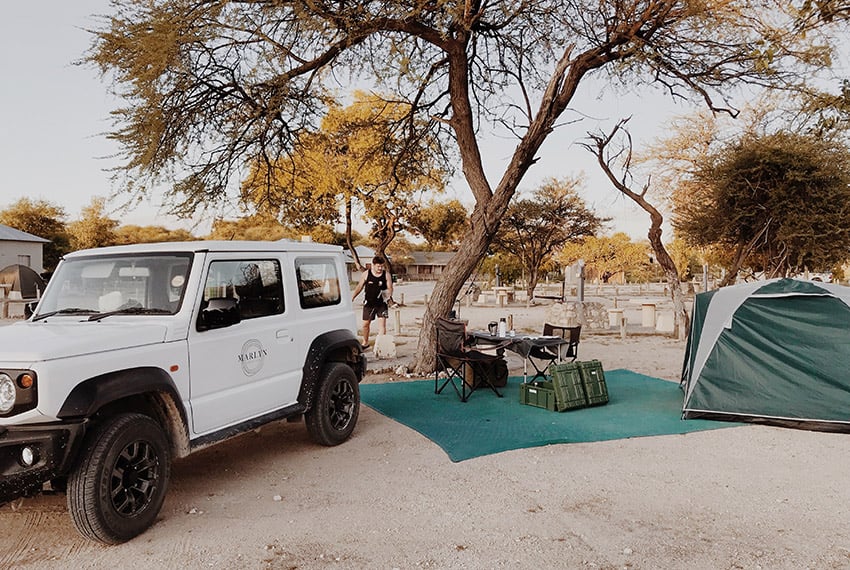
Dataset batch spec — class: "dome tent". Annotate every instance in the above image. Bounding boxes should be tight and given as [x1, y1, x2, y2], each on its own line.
[0, 264, 46, 299]
[681, 278, 850, 432]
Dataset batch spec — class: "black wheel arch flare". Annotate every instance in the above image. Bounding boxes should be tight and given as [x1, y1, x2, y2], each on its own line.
[298, 329, 363, 410]
[58, 367, 187, 424]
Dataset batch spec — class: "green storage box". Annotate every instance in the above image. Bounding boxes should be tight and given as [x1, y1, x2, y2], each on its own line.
[519, 381, 557, 411]
[577, 359, 609, 406]
[549, 362, 588, 411]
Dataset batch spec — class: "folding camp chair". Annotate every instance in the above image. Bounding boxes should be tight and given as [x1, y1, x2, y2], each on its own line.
[434, 317, 510, 402]
[526, 323, 581, 382]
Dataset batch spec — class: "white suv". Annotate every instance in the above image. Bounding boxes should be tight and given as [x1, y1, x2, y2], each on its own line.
[0, 241, 365, 543]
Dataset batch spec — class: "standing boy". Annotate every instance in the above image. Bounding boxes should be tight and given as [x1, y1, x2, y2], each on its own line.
[351, 255, 394, 349]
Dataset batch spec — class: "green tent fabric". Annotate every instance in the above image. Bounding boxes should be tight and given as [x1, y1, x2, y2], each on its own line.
[681, 278, 850, 430]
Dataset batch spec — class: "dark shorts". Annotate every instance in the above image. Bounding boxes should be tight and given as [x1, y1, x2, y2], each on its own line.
[362, 303, 389, 321]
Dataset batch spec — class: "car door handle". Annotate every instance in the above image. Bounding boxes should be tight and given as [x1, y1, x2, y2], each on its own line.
[276, 329, 292, 341]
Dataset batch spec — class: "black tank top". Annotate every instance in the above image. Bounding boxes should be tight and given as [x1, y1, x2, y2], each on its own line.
[363, 270, 387, 306]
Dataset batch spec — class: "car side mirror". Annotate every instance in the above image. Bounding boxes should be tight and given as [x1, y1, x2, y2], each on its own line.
[197, 297, 241, 331]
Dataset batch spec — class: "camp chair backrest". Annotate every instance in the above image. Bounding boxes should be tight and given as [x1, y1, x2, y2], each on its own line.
[543, 322, 581, 342]
[542, 323, 581, 359]
[435, 317, 468, 356]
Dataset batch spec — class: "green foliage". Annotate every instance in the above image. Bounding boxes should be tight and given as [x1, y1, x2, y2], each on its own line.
[67, 198, 119, 251]
[674, 131, 850, 277]
[241, 91, 446, 257]
[559, 233, 650, 284]
[479, 253, 524, 287]
[205, 214, 349, 245]
[494, 178, 604, 294]
[114, 225, 198, 245]
[0, 198, 69, 271]
[406, 199, 469, 250]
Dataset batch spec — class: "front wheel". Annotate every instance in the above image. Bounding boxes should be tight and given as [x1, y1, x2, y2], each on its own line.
[305, 363, 360, 446]
[67, 413, 171, 544]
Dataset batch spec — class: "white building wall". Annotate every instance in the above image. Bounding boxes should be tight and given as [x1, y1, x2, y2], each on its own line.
[0, 241, 44, 273]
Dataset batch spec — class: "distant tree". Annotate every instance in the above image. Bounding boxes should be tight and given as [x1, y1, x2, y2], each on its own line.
[479, 252, 524, 288]
[67, 197, 119, 251]
[0, 198, 69, 271]
[583, 121, 691, 337]
[560, 233, 650, 284]
[407, 199, 469, 251]
[665, 237, 702, 282]
[206, 214, 350, 245]
[385, 235, 416, 270]
[496, 178, 603, 299]
[242, 92, 445, 270]
[674, 131, 850, 283]
[207, 215, 290, 242]
[114, 225, 197, 245]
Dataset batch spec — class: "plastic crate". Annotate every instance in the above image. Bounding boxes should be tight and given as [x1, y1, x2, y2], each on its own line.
[519, 381, 557, 411]
[577, 359, 609, 406]
[549, 363, 588, 411]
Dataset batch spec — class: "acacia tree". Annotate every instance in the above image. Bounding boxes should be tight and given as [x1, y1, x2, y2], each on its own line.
[496, 178, 603, 298]
[560, 233, 650, 283]
[675, 131, 850, 282]
[88, 1, 845, 371]
[114, 225, 198, 244]
[241, 92, 445, 270]
[583, 120, 691, 337]
[407, 199, 470, 251]
[67, 197, 119, 251]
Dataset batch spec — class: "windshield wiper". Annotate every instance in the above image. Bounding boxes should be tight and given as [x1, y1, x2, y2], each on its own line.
[32, 308, 96, 322]
[87, 307, 172, 321]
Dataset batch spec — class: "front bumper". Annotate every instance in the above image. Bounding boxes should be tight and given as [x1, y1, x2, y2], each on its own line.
[0, 421, 86, 505]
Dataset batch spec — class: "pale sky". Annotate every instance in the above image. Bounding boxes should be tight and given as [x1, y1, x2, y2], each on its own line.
[0, 2, 714, 240]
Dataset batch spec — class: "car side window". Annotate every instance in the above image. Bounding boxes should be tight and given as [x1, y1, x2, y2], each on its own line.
[296, 257, 341, 309]
[202, 259, 284, 319]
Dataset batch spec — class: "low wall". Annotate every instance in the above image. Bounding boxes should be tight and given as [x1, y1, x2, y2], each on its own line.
[546, 301, 608, 330]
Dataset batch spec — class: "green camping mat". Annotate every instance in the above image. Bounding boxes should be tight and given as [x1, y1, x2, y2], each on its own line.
[360, 369, 743, 462]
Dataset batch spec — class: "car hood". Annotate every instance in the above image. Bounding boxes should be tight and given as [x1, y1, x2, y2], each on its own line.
[0, 321, 170, 363]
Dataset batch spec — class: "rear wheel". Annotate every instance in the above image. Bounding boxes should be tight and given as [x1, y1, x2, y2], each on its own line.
[305, 363, 360, 446]
[67, 413, 171, 544]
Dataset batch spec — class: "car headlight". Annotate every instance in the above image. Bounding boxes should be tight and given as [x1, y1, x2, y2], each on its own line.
[0, 373, 15, 413]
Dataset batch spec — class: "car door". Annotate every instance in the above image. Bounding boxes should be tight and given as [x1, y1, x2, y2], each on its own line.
[187, 254, 301, 435]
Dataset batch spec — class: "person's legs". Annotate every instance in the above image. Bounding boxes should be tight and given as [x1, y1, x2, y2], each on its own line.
[375, 303, 389, 336]
[360, 305, 376, 347]
[361, 320, 372, 347]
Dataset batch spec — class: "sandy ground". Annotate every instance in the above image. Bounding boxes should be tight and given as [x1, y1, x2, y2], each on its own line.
[2, 295, 850, 570]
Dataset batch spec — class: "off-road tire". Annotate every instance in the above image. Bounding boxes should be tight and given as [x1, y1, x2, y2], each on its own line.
[305, 362, 360, 446]
[67, 412, 171, 544]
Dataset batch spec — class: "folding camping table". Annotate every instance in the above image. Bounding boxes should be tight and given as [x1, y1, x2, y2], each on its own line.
[469, 331, 570, 382]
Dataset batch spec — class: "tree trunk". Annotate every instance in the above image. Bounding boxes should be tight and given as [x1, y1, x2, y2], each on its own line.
[411, 202, 503, 372]
[648, 225, 690, 339]
[410, 41, 608, 373]
[587, 120, 690, 339]
[344, 197, 364, 271]
[525, 267, 540, 302]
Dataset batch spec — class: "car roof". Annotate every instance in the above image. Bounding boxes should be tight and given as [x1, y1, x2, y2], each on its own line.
[63, 240, 344, 258]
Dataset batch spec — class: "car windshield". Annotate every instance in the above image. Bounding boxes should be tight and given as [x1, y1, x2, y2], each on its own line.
[34, 253, 193, 319]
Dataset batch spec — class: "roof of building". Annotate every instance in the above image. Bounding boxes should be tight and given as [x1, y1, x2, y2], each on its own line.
[343, 245, 376, 264]
[408, 251, 456, 266]
[0, 224, 50, 243]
